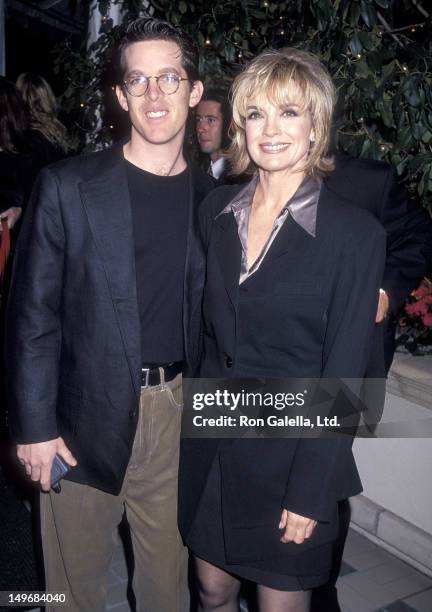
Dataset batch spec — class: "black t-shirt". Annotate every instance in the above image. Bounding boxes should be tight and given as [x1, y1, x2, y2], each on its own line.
[125, 160, 189, 365]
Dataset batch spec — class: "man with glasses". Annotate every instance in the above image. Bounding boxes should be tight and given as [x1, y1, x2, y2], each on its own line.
[6, 17, 212, 612]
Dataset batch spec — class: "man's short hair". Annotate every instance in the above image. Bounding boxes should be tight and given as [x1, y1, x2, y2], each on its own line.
[118, 17, 200, 83]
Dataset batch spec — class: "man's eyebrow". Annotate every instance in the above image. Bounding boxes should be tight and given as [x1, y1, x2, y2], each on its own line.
[126, 67, 182, 76]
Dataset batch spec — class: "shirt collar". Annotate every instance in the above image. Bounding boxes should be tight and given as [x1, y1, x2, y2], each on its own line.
[216, 174, 321, 237]
[210, 157, 226, 180]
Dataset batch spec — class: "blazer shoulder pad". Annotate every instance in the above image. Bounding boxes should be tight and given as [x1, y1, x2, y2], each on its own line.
[199, 183, 246, 218]
[43, 147, 121, 183]
[333, 153, 393, 180]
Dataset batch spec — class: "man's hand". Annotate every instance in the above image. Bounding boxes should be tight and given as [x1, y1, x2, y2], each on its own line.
[376, 289, 390, 323]
[279, 509, 317, 544]
[17, 437, 77, 492]
[0, 207, 22, 230]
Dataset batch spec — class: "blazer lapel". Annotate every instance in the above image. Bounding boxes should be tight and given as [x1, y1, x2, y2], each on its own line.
[79, 152, 141, 395]
[214, 212, 242, 309]
[263, 183, 333, 265]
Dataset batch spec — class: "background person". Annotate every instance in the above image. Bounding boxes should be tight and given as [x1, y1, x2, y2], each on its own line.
[179, 48, 386, 612]
[0, 77, 36, 232]
[16, 72, 72, 166]
[195, 88, 231, 182]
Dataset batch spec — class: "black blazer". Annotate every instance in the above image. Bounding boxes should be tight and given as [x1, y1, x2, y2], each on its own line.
[327, 155, 432, 374]
[327, 155, 432, 316]
[5, 145, 214, 494]
[179, 180, 386, 565]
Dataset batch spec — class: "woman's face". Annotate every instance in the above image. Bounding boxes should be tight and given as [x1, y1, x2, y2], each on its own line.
[244, 90, 314, 176]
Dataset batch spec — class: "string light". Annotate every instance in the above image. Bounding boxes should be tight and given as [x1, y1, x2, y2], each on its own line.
[80, 103, 84, 108]
[411, 27, 416, 33]
[380, 145, 386, 151]
[359, 117, 364, 123]
[280, 30, 285, 35]
[205, 38, 211, 45]
[109, 125, 114, 129]
[402, 65, 408, 72]
[263, 1, 268, 6]
[356, 53, 361, 59]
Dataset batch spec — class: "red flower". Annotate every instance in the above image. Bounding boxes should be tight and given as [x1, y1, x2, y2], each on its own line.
[422, 313, 432, 327]
[413, 286, 430, 299]
[405, 301, 428, 316]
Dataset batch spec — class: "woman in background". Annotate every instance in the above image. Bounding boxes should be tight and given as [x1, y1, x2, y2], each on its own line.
[16, 72, 72, 165]
[179, 48, 386, 612]
[0, 77, 35, 230]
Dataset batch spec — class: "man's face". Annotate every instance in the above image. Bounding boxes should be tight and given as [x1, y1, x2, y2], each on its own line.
[116, 40, 202, 148]
[195, 100, 224, 157]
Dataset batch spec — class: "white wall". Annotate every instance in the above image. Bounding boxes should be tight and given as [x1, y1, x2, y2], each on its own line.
[354, 392, 432, 535]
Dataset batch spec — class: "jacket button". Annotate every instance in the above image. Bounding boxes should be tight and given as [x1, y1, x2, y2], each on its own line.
[225, 356, 233, 368]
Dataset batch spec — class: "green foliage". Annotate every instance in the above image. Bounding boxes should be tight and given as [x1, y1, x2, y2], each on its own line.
[53, 0, 432, 209]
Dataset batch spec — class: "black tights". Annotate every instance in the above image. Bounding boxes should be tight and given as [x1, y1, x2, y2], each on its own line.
[195, 556, 311, 612]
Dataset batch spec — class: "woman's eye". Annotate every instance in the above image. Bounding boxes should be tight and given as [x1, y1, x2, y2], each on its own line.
[247, 111, 262, 120]
[282, 109, 298, 117]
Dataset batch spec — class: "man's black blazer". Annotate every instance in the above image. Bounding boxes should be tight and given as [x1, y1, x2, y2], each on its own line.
[326, 155, 432, 373]
[5, 145, 214, 495]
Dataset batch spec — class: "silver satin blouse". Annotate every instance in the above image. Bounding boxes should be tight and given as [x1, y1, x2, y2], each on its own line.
[216, 174, 322, 284]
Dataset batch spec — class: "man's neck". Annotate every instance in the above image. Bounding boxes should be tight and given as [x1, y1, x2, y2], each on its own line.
[210, 150, 223, 163]
[123, 132, 187, 176]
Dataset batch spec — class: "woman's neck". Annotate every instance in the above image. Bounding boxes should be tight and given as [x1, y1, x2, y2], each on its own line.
[254, 169, 305, 213]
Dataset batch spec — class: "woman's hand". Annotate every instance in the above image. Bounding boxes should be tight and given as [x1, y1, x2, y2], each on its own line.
[279, 509, 317, 544]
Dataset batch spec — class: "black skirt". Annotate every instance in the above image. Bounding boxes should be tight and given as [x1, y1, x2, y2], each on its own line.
[186, 453, 333, 591]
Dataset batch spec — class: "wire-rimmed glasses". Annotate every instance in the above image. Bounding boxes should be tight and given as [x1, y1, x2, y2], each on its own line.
[123, 73, 191, 96]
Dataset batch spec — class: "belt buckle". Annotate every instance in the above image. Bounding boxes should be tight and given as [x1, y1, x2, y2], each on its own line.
[141, 367, 150, 388]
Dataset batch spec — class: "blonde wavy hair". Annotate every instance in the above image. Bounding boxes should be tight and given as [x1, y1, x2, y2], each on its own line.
[229, 47, 336, 176]
[16, 73, 72, 153]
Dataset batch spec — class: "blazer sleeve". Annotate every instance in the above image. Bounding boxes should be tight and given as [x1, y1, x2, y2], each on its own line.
[5, 166, 65, 444]
[281, 219, 386, 522]
[380, 167, 432, 314]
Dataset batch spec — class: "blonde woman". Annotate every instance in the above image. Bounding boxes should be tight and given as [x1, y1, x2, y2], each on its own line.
[179, 48, 386, 611]
[16, 73, 72, 164]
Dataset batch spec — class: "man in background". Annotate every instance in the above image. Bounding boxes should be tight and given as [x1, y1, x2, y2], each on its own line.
[195, 88, 233, 182]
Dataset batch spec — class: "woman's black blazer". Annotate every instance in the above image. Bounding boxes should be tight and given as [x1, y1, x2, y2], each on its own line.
[179, 178, 386, 567]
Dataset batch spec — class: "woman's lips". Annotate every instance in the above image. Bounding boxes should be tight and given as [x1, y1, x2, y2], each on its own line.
[260, 143, 290, 153]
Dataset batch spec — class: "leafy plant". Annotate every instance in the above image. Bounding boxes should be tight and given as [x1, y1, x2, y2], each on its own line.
[53, 0, 432, 211]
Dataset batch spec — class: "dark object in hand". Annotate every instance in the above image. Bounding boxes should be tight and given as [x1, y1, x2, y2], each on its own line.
[50, 454, 71, 493]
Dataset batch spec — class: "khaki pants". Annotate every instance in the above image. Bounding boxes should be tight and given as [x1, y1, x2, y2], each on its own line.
[40, 374, 188, 612]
